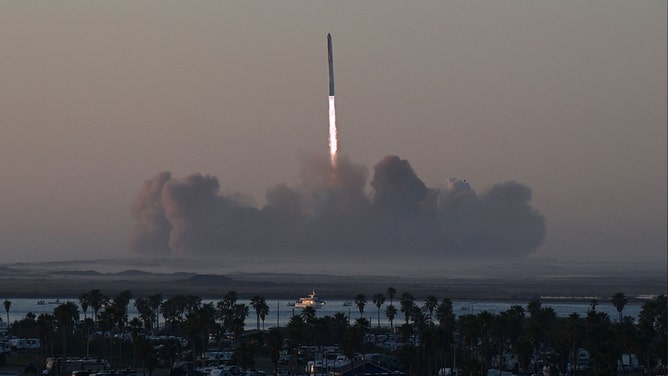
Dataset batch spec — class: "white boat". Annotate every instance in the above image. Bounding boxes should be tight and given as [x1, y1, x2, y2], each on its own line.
[294, 291, 326, 309]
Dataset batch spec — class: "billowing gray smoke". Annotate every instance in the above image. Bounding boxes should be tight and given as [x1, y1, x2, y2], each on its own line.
[129, 154, 546, 259]
[129, 171, 172, 255]
[371, 155, 428, 215]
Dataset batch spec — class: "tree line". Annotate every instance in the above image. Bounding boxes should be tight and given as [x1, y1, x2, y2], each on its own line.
[2, 289, 667, 376]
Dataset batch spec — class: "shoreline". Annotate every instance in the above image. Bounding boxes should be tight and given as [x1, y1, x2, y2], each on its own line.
[0, 276, 663, 302]
[1, 258, 665, 301]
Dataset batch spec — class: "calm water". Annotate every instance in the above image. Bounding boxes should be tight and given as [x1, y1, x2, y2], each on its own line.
[0, 298, 644, 329]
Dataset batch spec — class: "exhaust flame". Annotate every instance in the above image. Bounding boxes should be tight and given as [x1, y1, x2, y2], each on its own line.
[328, 95, 338, 166]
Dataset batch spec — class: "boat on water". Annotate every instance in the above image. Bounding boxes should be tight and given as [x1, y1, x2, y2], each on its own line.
[294, 291, 326, 309]
[343, 301, 353, 307]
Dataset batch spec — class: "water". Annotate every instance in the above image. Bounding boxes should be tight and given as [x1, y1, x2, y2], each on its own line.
[0, 298, 644, 329]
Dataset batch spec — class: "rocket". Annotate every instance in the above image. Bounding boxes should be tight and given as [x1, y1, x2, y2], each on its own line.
[327, 33, 335, 96]
[326, 33, 338, 165]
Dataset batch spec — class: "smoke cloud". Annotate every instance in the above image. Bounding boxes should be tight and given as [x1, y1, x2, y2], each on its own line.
[129, 171, 172, 255]
[129, 154, 546, 260]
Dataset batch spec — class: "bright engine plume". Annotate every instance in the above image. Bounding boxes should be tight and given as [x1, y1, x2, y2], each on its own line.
[327, 33, 338, 167]
[329, 96, 337, 166]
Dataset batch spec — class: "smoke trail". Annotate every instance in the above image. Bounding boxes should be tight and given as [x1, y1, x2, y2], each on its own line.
[328, 96, 337, 166]
[129, 154, 546, 260]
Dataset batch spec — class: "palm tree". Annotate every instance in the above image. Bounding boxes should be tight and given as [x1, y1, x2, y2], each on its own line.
[183, 294, 201, 315]
[134, 298, 154, 331]
[372, 293, 385, 329]
[301, 306, 317, 325]
[98, 308, 117, 359]
[477, 311, 496, 372]
[223, 291, 239, 307]
[147, 293, 163, 331]
[310, 317, 327, 348]
[174, 294, 191, 321]
[331, 312, 349, 344]
[285, 315, 307, 352]
[456, 315, 478, 373]
[497, 304, 524, 355]
[435, 298, 456, 366]
[423, 295, 438, 325]
[400, 292, 415, 323]
[78, 292, 90, 321]
[218, 291, 239, 334]
[231, 303, 249, 343]
[250, 295, 266, 330]
[113, 290, 133, 332]
[527, 299, 542, 318]
[637, 295, 667, 369]
[386, 287, 396, 305]
[87, 289, 107, 322]
[198, 303, 217, 350]
[410, 305, 428, 334]
[182, 303, 216, 355]
[526, 303, 556, 352]
[161, 296, 181, 329]
[258, 301, 270, 331]
[435, 298, 456, 335]
[611, 292, 631, 372]
[385, 304, 398, 332]
[104, 296, 131, 361]
[128, 317, 143, 337]
[354, 294, 367, 319]
[589, 298, 598, 312]
[54, 301, 80, 356]
[37, 313, 56, 357]
[354, 317, 371, 331]
[610, 292, 629, 322]
[3, 299, 10, 325]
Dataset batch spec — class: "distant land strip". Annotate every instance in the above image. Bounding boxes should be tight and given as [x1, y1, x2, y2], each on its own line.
[0, 266, 664, 301]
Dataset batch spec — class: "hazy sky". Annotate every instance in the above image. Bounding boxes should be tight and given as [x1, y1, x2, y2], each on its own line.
[1, 1, 665, 264]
